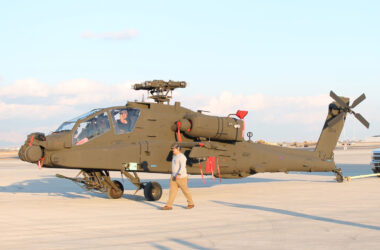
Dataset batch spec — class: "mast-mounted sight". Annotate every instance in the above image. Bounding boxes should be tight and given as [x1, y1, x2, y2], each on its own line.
[133, 80, 187, 104]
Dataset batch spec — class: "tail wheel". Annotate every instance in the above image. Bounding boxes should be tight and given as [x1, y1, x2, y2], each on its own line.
[144, 182, 162, 201]
[332, 168, 344, 183]
[107, 180, 124, 199]
[336, 174, 344, 183]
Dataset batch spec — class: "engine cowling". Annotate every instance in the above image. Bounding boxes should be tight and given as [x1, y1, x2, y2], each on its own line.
[177, 114, 244, 142]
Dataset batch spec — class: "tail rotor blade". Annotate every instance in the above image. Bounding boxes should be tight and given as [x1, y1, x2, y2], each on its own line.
[354, 113, 370, 128]
[330, 91, 348, 108]
[350, 93, 366, 109]
[328, 91, 369, 129]
[328, 112, 345, 127]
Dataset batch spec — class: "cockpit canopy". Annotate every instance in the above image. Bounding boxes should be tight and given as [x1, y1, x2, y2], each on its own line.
[55, 108, 141, 146]
[56, 109, 102, 133]
[73, 111, 111, 145]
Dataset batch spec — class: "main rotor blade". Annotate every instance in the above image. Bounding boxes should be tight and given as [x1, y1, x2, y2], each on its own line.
[328, 112, 345, 127]
[350, 93, 366, 109]
[330, 91, 348, 108]
[354, 113, 370, 129]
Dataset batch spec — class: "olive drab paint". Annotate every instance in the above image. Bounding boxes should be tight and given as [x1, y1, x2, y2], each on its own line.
[18, 81, 370, 200]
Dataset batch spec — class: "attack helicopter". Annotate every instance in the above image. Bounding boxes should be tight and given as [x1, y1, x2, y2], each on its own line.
[19, 80, 370, 201]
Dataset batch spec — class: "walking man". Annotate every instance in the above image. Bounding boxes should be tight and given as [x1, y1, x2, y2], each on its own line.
[161, 144, 195, 210]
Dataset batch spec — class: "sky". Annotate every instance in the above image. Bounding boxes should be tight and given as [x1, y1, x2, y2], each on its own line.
[0, 0, 379, 147]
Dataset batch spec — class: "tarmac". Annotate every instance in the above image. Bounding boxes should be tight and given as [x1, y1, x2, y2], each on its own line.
[0, 145, 380, 249]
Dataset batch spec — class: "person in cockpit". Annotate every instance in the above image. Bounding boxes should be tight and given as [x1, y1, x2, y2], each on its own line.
[117, 110, 131, 133]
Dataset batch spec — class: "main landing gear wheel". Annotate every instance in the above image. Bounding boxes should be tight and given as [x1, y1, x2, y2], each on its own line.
[144, 182, 162, 201]
[107, 180, 124, 199]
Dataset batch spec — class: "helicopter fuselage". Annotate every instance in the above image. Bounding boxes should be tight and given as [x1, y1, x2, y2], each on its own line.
[18, 81, 369, 200]
[20, 101, 335, 179]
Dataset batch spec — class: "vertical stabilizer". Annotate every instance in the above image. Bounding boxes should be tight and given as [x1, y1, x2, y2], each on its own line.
[315, 91, 369, 160]
[315, 99, 348, 160]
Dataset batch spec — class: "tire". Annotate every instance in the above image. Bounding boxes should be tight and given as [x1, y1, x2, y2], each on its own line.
[333, 168, 344, 183]
[373, 167, 380, 177]
[107, 180, 124, 199]
[144, 182, 162, 201]
[336, 175, 344, 183]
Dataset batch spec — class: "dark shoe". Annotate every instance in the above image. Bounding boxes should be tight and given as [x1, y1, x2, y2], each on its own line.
[161, 206, 173, 210]
[186, 205, 195, 209]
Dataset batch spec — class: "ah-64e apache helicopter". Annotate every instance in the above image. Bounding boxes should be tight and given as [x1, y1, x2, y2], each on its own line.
[19, 80, 370, 201]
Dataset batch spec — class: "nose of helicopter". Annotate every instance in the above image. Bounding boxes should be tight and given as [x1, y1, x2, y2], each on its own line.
[19, 144, 43, 163]
[18, 133, 45, 163]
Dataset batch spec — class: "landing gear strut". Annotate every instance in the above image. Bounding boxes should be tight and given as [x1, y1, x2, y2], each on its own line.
[57, 170, 163, 201]
[56, 170, 125, 199]
[121, 170, 163, 201]
[332, 168, 344, 183]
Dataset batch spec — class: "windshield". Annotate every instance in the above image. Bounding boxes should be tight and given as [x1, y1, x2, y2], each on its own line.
[56, 122, 76, 132]
[55, 109, 102, 132]
[73, 112, 111, 146]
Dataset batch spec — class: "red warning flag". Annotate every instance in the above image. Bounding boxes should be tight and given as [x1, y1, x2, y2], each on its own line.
[38, 156, 45, 169]
[236, 110, 248, 119]
[29, 135, 34, 146]
[206, 157, 215, 173]
[211, 157, 215, 181]
[217, 157, 222, 183]
[199, 163, 205, 184]
[177, 121, 182, 142]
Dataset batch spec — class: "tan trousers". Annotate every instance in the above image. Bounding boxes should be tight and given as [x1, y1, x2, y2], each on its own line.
[166, 177, 194, 207]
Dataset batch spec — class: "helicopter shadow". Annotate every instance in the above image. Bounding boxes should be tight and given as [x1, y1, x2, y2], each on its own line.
[0, 176, 105, 199]
[291, 164, 373, 177]
[123, 173, 333, 191]
[0, 174, 333, 200]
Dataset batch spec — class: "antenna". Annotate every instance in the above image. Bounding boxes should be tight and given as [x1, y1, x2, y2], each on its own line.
[133, 80, 187, 104]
